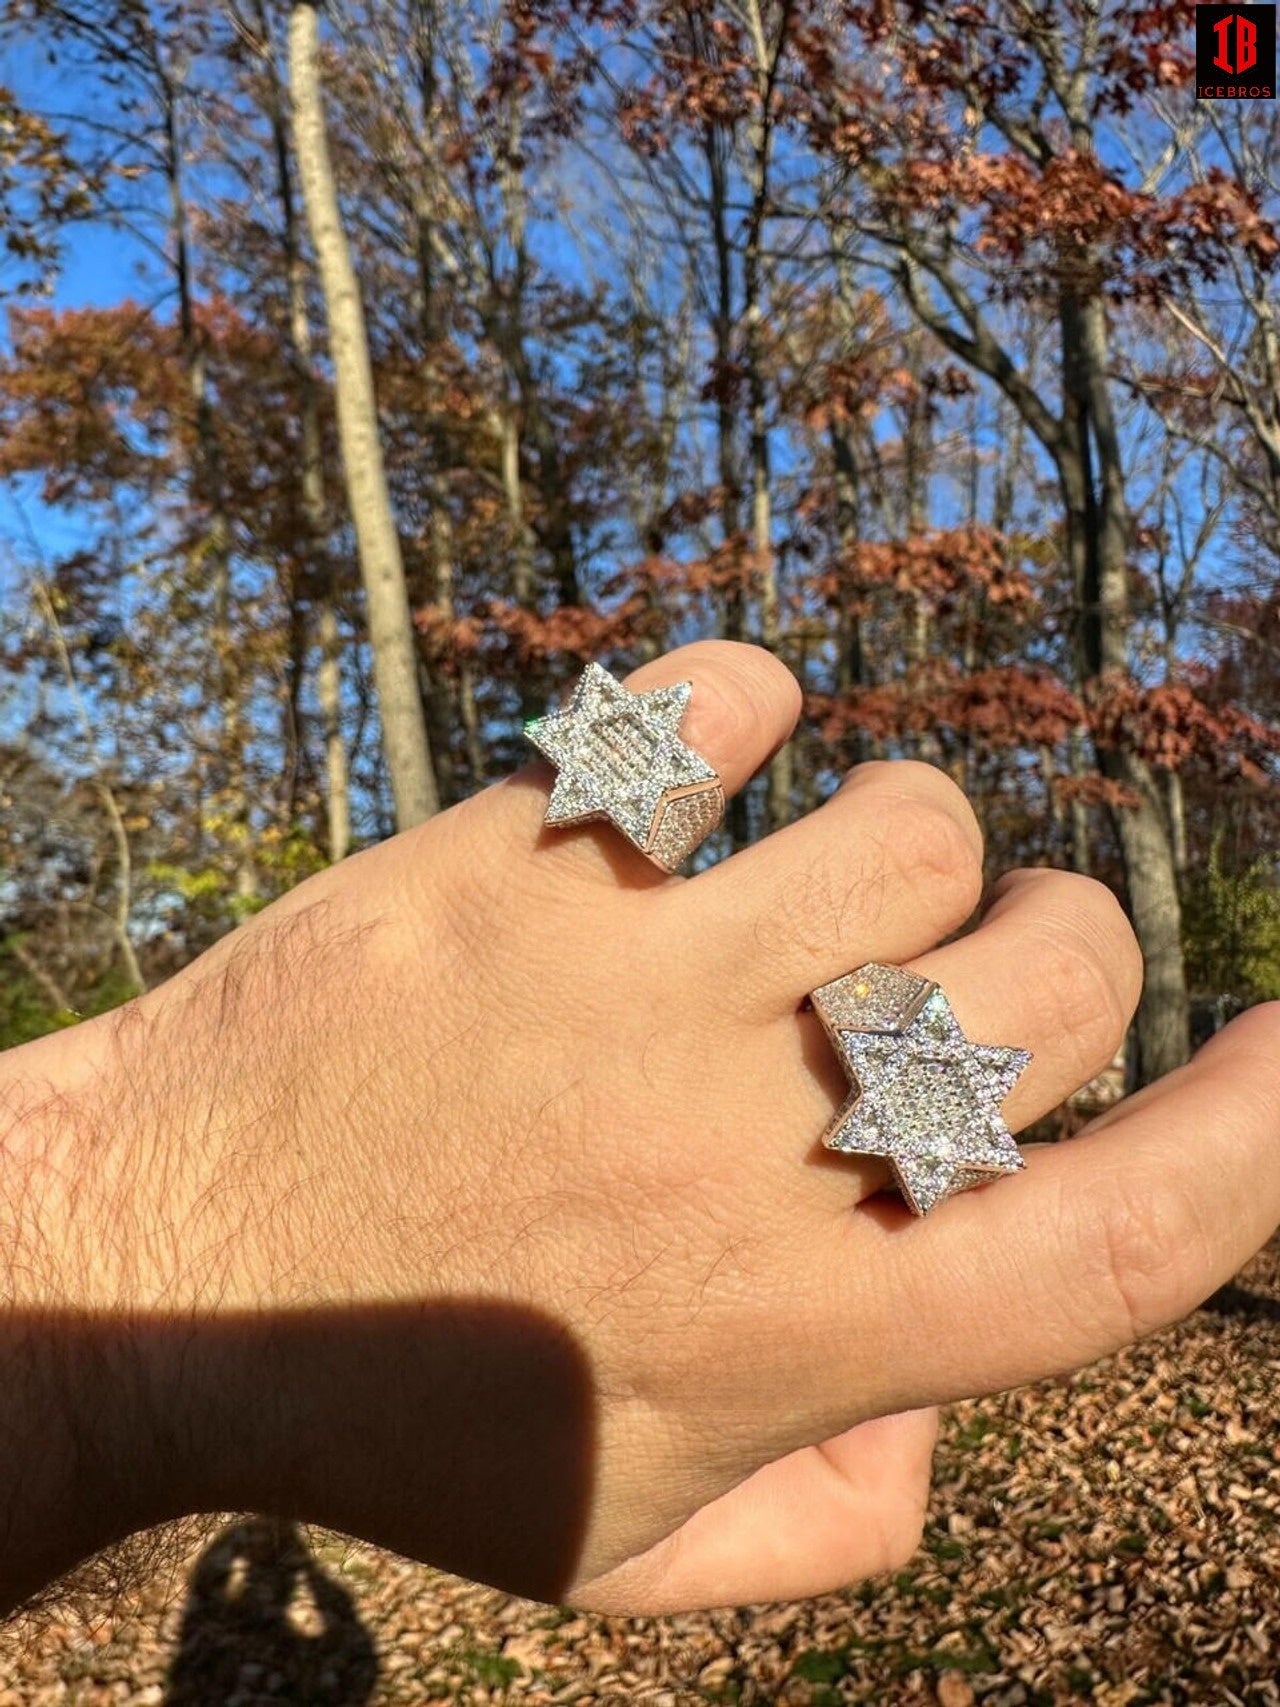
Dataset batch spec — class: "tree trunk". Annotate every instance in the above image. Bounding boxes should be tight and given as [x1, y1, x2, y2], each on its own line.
[892, 231, 1189, 1078]
[830, 416, 869, 760]
[161, 58, 257, 900]
[256, 0, 351, 860]
[708, 121, 743, 646]
[1067, 726, 1091, 876]
[1165, 768, 1188, 877]
[705, 96, 748, 850]
[32, 578, 146, 997]
[744, 0, 792, 830]
[830, 238, 872, 764]
[487, 87, 579, 610]
[1060, 290, 1189, 1080]
[411, 0, 470, 805]
[902, 327, 940, 766]
[288, 0, 437, 831]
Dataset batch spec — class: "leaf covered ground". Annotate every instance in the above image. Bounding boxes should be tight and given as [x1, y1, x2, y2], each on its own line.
[2, 1239, 1277, 1707]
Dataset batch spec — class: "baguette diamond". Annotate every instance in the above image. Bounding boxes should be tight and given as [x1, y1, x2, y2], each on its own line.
[524, 661, 724, 870]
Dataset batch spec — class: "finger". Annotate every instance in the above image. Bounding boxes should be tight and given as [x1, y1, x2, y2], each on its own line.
[575, 1408, 938, 1614]
[747, 867, 1141, 1210]
[472, 640, 802, 889]
[846, 1001, 1280, 1417]
[682, 760, 986, 1014]
[910, 868, 1143, 1131]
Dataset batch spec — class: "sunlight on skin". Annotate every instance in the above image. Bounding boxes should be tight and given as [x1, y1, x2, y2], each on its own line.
[1, 640, 1278, 1618]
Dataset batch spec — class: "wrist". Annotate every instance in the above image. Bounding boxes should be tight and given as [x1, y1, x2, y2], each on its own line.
[0, 1013, 232, 1608]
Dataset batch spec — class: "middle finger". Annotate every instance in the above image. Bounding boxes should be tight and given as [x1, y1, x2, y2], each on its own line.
[679, 759, 987, 1019]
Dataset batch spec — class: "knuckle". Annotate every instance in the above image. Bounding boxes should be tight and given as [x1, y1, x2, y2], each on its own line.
[694, 665, 768, 753]
[1066, 876, 1142, 993]
[877, 794, 984, 918]
[1026, 880, 1140, 1073]
[1091, 1170, 1206, 1344]
[843, 762, 982, 881]
[718, 640, 803, 716]
[680, 643, 799, 755]
[756, 800, 981, 964]
[846, 758, 980, 831]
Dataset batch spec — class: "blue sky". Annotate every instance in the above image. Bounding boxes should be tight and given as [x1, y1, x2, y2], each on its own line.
[0, 38, 148, 604]
[0, 10, 1256, 704]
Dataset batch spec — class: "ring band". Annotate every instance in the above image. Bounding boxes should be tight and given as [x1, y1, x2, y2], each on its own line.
[523, 661, 724, 871]
[810, 962, 1031, 1216]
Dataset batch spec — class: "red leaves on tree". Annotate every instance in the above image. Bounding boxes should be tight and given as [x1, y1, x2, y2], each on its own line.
[810, 663, 1082, 750]
[483, 594, 653, 665]
[816, 525, 1034, 609]
[0, 302, 180, 501]
[810, 662, 1280, 798]
[413, 606, 486, 669]
[1090, 678, 1280, 781]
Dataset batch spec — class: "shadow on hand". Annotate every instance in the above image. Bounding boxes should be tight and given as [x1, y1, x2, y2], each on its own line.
[164, 1517, 377, 1706]
[0, 1300, 596, 1621]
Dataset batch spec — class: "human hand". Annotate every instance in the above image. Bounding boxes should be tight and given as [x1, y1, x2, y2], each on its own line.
[6, 640, 1278, 1616]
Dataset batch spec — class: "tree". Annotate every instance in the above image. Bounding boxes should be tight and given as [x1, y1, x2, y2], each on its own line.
[0, 83, 93, 301]
[791, 0, 1236, 1079]
[288, 0, 438, 829]
[2, 0, 1278, 1081]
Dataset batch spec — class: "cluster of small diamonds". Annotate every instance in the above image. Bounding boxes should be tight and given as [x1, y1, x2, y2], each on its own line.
[579, 709, 664, 821]
[648, 785, 725, 871]
[818, 968, 1029, 1216]
[811, 963, 930, 1034]
[872, 1056, 974, 1155]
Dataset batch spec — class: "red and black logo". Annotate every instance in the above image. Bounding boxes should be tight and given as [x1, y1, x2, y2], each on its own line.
[1196, 4, 1276, 97]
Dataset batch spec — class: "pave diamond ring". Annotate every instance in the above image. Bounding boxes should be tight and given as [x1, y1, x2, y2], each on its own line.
[810, 963, 1032, 1216]
[523, 661, 725, 871]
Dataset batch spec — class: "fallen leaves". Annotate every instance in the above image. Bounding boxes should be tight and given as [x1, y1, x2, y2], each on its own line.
[1, 1240, 1278, 1704]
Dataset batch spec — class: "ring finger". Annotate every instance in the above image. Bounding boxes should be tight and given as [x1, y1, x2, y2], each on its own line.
[751, 865, 1143, 1212]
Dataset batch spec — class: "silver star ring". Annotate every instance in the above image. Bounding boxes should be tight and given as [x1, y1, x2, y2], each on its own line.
[523, 661, 725, 871]
[810, 963, 1032, 1216]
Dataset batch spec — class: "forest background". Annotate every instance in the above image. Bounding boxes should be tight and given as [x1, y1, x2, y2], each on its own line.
[3, 0, 1280, 1101]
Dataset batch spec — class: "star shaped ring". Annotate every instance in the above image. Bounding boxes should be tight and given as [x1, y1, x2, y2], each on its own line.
[810, 963, 1031, 1216]
[523, 661, 725, 871]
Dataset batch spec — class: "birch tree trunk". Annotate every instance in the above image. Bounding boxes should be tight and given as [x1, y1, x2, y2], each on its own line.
[253, 0, 351, 860]
[288, 0, 437, 830]
[745, 0, 792, 830]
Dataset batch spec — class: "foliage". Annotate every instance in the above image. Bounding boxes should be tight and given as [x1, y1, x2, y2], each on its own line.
[1183, 837, 1280, 1006]
[0, 0, 1278, 1053]
[0, 942, 140, 1049]
[0, 83, 95, 297]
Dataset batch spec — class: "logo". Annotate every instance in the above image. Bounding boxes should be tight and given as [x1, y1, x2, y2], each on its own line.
[1197, 4, 1276, 96]
[1214, 10, 1258, 66]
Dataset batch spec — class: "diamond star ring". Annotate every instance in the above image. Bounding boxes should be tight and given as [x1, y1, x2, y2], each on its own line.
[523, 661, 725, 871]
[810, 963, 1031, 1216]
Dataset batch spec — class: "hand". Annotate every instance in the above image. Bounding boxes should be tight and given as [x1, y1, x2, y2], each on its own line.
[4, 640, 1277, 1616]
